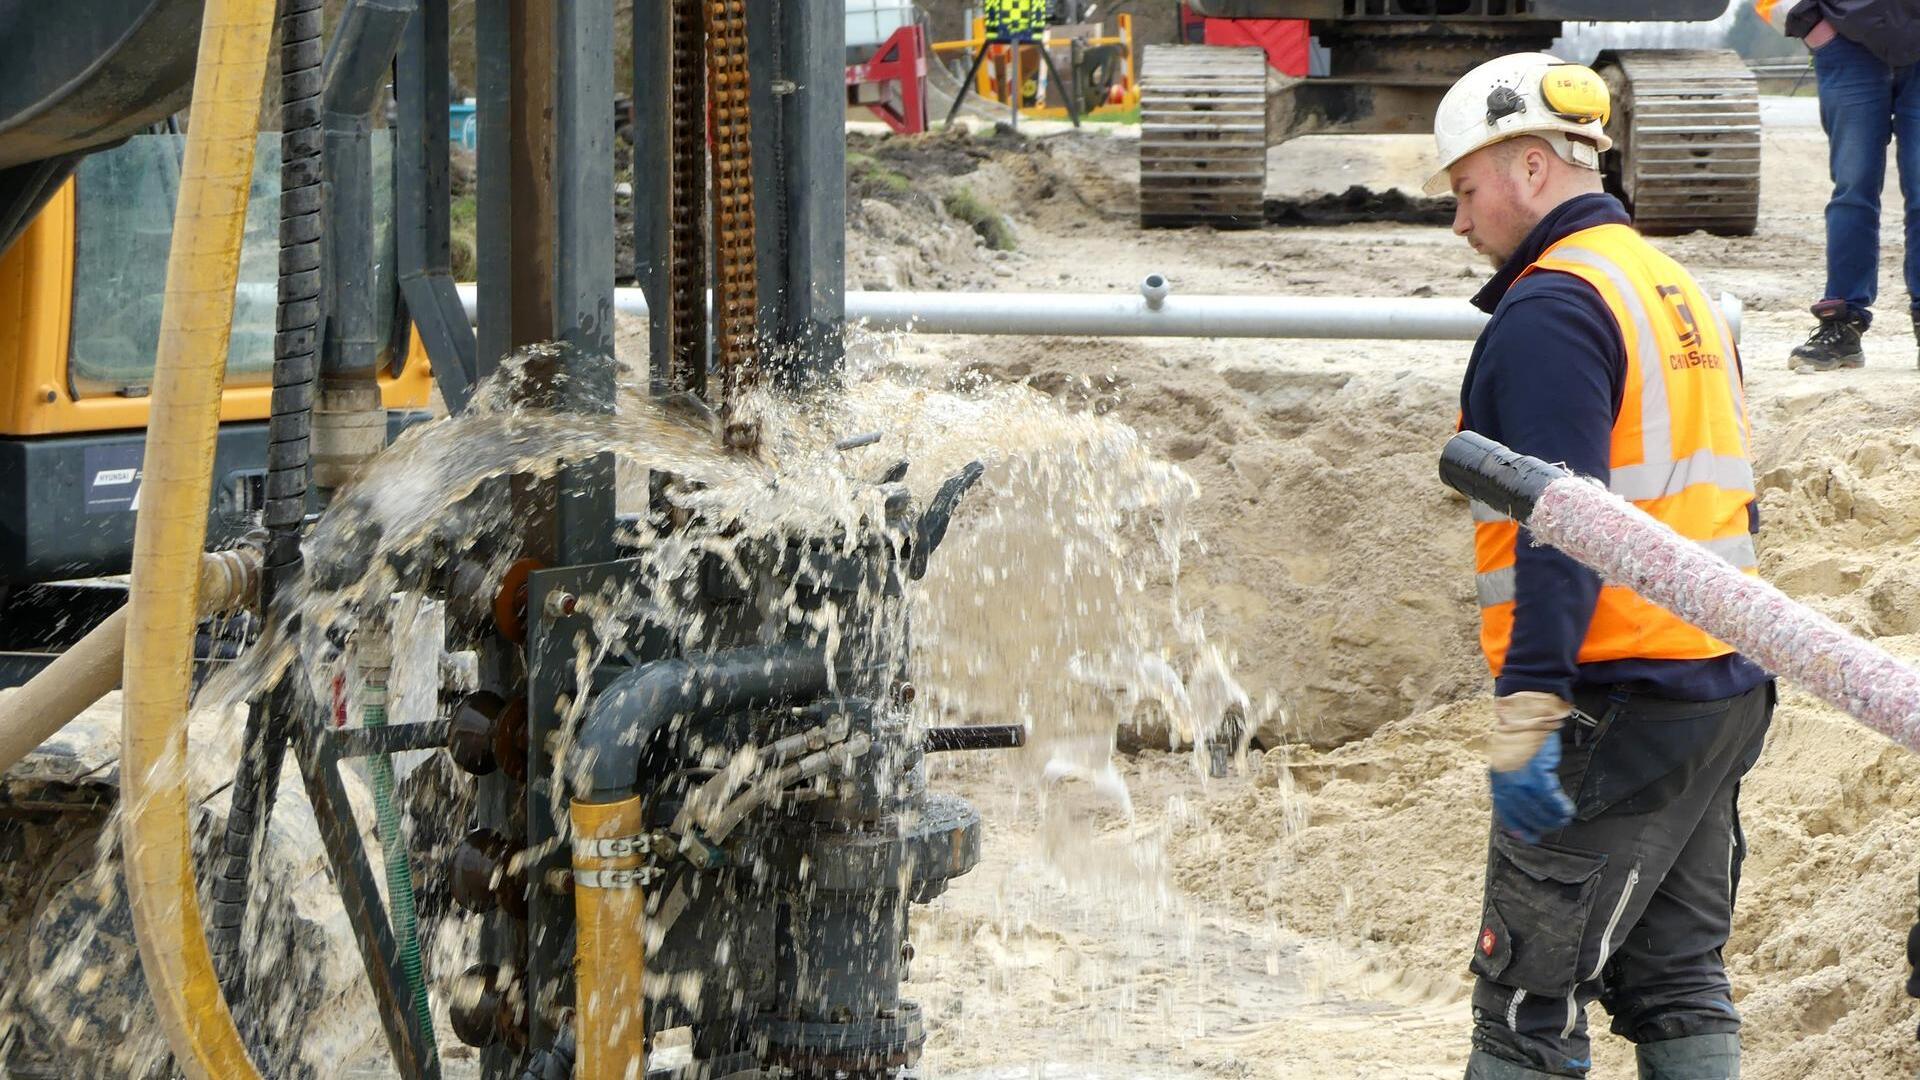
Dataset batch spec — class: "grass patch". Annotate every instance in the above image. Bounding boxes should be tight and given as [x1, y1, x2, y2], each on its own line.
[942, 187, 1017, 251]
[1084, 102, 1140, 124]
[847, 150, 913, 195]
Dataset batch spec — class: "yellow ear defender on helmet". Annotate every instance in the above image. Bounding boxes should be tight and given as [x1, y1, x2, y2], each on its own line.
[1541, 63, 1611, 126]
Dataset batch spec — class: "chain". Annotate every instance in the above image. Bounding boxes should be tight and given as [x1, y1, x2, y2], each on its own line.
[704, 0, 758, 399]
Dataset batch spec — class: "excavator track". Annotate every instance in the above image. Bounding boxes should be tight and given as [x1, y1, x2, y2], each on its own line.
[1138, 45, 1269, 229]
[1596, 49, 1761, 237]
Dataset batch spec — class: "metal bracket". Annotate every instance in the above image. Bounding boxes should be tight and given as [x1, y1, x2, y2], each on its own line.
[525, 557, 663, 1047]
[295, 690, 443, 1078]
[572, 833, 649, 859]
[574, 867, 662, 890]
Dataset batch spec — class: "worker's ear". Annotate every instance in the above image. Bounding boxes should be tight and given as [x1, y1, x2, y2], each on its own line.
[1524, 142, 1553, 195]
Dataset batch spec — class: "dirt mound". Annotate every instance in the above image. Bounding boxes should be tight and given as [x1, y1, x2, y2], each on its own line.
[1265, 185, 1457, 228]
[1124, 370, 1920, 1079]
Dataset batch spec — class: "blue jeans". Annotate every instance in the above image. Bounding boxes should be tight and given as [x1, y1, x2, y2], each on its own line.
[1815, 34, 1920, 323]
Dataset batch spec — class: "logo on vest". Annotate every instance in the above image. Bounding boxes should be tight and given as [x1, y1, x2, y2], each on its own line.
[1655, 283, 1719, 369]
[1667, 347, 1724, 371]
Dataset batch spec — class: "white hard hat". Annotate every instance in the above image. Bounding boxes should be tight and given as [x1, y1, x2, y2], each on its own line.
[1423, 52, 1614, 197]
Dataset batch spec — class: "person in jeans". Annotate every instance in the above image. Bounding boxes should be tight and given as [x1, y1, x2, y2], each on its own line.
[1759, 0, 1920, 370]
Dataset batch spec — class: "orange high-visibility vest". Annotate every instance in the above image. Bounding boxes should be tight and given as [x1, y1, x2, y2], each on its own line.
[1472, 223, 1758, 675]
[1755, 0, 1795, 35]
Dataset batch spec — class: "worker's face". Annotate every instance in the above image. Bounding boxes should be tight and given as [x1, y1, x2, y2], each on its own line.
[1448, 144, 1540, 268]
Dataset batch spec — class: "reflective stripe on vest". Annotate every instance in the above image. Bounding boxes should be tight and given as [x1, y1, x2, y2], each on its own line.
[1470, 223, 1758, 674]
[1475, 534, 1757, 608]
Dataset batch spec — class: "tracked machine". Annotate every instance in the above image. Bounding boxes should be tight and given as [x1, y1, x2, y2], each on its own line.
[1142, 1, 1763, 234]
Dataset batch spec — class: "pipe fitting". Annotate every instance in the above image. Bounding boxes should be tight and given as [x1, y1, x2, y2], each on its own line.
[572, 646, 853, 804]
[0, 548, 265, 783]
[1140, 273, 1171, 310]
[1438, 430, 1572, 522]
[311, 384, 386, 492]
[197, 546, 263, 615]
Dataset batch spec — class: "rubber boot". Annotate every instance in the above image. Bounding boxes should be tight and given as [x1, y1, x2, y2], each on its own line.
[1465, 1049, 1565, 1079]
[1635, 1032, 1740, 1079]
[1788, 299, 1867, 372]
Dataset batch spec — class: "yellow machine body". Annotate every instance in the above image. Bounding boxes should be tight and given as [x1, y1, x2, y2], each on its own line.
[0, 176, 432, 439]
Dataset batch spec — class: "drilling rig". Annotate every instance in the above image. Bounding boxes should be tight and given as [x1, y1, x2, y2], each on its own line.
[1145, 1, 1762, 234]
[0, 1, 1009, 1077]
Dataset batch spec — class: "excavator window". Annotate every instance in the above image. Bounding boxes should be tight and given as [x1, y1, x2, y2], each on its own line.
[65, 133, 399, 399]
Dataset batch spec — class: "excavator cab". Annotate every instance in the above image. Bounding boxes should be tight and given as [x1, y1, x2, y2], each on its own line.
[0, 134, 433, 590]
[0, 0, 442, 681]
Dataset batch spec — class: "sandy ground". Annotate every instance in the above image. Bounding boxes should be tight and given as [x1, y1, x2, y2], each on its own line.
[856, 104, 1920, 1077]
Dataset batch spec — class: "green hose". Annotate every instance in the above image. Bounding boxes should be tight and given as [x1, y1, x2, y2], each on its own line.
[361, 647, 438, 1064]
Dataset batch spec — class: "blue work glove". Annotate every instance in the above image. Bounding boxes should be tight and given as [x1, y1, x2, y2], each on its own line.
[1487, 691, 1576, 844]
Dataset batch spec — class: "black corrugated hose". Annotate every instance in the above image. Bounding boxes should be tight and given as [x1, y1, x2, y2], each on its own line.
[209, 0, 324, 1004]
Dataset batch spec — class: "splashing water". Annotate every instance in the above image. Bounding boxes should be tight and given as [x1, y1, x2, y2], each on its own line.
[1, 338, 1262, 1077]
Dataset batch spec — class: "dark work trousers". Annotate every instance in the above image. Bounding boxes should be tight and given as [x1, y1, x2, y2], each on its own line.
[1467, 680, 1776, 1076]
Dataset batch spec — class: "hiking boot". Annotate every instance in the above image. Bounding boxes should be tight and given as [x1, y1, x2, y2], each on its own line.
[1789, 300, 1866, 372]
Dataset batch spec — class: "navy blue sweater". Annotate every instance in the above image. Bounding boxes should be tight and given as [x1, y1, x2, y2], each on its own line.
[1459, 193, 1768, 703]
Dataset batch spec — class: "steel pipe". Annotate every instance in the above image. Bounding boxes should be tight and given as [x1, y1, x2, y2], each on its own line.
[852, 287, 1493, 340]
[453, 278, 1745, 344]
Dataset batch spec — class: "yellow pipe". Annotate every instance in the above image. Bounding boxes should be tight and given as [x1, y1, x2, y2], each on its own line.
[571, 796, 649, 1080]
[0, 549, 258, 778]
[119, 0, 276, 1076]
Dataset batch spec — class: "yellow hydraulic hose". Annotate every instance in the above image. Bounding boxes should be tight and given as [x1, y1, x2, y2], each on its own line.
[571, 796, 649, 1080]
[119, 1, 276, 1077]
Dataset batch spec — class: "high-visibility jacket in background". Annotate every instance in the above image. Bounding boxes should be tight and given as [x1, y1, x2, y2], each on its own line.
[1756, 0, 1805, 33]
[1471, 223, 1758, 674]
[1756, 0, 1920, 68]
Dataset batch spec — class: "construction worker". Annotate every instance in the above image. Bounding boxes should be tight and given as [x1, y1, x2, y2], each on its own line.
[1427, 53, 1777, 1080]
[1757, 0, 1920, 371]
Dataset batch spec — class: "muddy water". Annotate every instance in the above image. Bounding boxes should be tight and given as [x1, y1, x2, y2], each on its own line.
[9, 339, 1269, 1078]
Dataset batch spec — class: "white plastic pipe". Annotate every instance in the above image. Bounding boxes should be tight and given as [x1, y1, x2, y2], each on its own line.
[453, 277, 1745, 344]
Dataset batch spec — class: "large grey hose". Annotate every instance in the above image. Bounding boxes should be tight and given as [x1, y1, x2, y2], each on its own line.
[210, 0, 325, 999]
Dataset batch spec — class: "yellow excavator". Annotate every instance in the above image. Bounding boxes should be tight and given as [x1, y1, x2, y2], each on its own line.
[0, 49, 431, 608]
